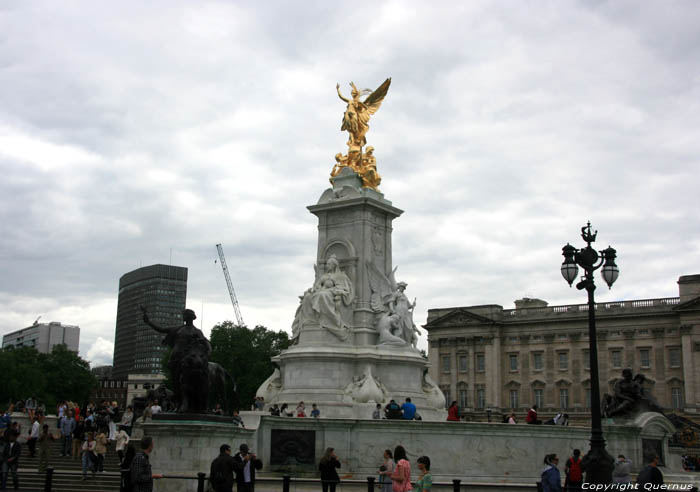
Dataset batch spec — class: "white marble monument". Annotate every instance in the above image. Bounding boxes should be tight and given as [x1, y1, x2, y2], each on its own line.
[256, 167, 446, 420]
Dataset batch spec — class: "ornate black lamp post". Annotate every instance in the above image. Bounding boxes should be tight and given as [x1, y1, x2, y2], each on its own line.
[560, 222, 619, 484]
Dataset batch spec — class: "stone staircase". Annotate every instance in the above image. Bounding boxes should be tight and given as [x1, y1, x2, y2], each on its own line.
[16, 438, 121, 491]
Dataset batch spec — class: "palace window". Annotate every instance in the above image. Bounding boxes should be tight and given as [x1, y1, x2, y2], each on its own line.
[509, 354, 518, 371]
[459, 387, 468, 408]
[441, 386, 451, 406]
[669, 348, 681, 368]
[611, 350, 622, 369]
[442, 355, 451, 373]
[459, 355, 468, 373]
[476, 387, 485, 409]
[558, 352, 568, 370]
[533, 352, 543, 371]
[583, 350, 590, 370]
[640, 349, 651, 368]
[534, 389, 543, 409]
[476, 353, 485, 372]
[559, 389, 569, 409]
[510, 390, 519, 409]
[672, 387, 684, 409]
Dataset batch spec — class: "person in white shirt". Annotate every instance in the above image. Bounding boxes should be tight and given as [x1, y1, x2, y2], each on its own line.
[28, 417, 41, 457]
[150, 400, 162, 415]
[115, 425, 130, 463]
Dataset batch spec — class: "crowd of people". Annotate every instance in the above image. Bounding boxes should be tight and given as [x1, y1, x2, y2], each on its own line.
[0, 398, 140, 488]
[207, 443, 433, 492]
[2, 397, 699, 491]
[539, 450, 668, 491]
[374, 398, 419, 420]
[267, 401, 321, 418]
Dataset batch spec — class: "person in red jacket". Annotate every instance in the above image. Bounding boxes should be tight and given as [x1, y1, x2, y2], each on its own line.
[526, 405, 542, 424]
[565, 449, 583, 490]
[447, 401, 460, 421]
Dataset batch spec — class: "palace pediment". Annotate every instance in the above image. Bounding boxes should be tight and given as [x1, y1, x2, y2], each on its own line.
[424, 308, 497, 330]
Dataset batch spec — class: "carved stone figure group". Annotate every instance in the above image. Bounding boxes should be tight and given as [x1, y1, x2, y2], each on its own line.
[291, 255, 354, 342]
[602, 368, 664, 418]
[367, 261, 420, 348]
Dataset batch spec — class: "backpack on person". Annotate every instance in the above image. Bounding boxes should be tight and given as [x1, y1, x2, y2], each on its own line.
[567, 457, 583, 482]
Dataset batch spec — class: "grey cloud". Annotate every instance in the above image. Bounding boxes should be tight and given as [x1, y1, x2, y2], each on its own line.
[1, 1, 699, 365]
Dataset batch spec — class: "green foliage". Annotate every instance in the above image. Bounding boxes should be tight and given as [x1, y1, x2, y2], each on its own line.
[160, 346, 173, 390]
[0, 344, 97, 410]
[209, 321, 289, 411]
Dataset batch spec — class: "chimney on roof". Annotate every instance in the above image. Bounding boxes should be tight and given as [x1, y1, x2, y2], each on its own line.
[679, 275, 700, 304]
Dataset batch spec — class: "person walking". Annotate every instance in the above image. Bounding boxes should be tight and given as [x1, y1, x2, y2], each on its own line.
[540, 454, 562, 492]
[636, 454, 663, 487]
[391, 445, 412, 492]
[72, 417, 85, 460]
[130, 436, 163, 492]
[1, 431, 21, 490]
[415, 456, 432, 492]
[27, 416, 40, 457]
[108, 401, 120, 441]
[210, 444, 236, 492]
[564, 449, 583, 490]
[59, 410, 76, 457]
[95, 429, 108, 472]
[378, 449, 395, 492]
[120, 444, 136, 492]
[233, 443, 263, 492]
[121, 406, 134, 436]
[613, 454, 633, 484]
[37, 424, 55, 473]
[319, 447, 341, 492]
[81, 432, 97, 480]
[116, 425, 130, 463]
[372, 403, 382, 420]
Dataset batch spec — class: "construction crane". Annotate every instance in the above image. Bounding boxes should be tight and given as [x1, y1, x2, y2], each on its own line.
[215, 243, 245, 326]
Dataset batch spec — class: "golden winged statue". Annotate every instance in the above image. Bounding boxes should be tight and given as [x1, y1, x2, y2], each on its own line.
[331, 78, 391, 191]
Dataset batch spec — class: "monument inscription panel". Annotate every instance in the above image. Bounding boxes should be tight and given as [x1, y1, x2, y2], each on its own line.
[270, 429, 316, 467]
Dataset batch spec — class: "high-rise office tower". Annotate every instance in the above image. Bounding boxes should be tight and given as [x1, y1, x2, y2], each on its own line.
[112, 264, 188, 379]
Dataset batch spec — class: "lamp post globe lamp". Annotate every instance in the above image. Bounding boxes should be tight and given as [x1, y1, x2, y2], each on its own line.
[560, 222, 618, 484]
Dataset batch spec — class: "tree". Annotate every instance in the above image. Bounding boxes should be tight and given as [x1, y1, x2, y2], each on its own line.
[42, 344, 97, 407]
[0, 345, 97, 411]
[209, 322, 289, 410]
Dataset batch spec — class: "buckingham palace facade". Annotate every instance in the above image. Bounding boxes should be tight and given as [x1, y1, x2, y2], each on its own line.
[425, 274, 700, 421]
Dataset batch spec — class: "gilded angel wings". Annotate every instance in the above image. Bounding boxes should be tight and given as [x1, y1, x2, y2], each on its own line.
[338, 78, 391, 147]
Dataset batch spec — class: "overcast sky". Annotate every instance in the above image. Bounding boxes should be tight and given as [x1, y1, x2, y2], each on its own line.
[1, 1, 699, 367]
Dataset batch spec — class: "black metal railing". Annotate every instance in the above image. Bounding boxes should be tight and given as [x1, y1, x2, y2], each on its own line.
[38, 466, 540, 491]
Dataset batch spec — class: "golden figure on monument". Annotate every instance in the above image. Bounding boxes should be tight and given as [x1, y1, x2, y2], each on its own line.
[332, 78, 391, 191]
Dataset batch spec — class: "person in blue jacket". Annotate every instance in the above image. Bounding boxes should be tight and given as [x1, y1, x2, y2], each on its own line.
[400, 398, 416, 420]
[541, 453, 562, 492]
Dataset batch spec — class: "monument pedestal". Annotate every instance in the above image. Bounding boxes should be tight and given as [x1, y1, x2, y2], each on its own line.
[257, 167, 446, 419]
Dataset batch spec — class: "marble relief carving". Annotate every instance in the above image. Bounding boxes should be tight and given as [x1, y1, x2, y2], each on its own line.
[290, 254, 354, 343]
[366, 260, 420, 347]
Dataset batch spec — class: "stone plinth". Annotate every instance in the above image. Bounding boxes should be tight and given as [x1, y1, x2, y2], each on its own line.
[144, 411, 695, 492]
[268, 345, 445, 420]
[257, 167, 446, 420]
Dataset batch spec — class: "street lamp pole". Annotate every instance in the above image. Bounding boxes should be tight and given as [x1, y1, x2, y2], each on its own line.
[561, 222, 619, 484]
